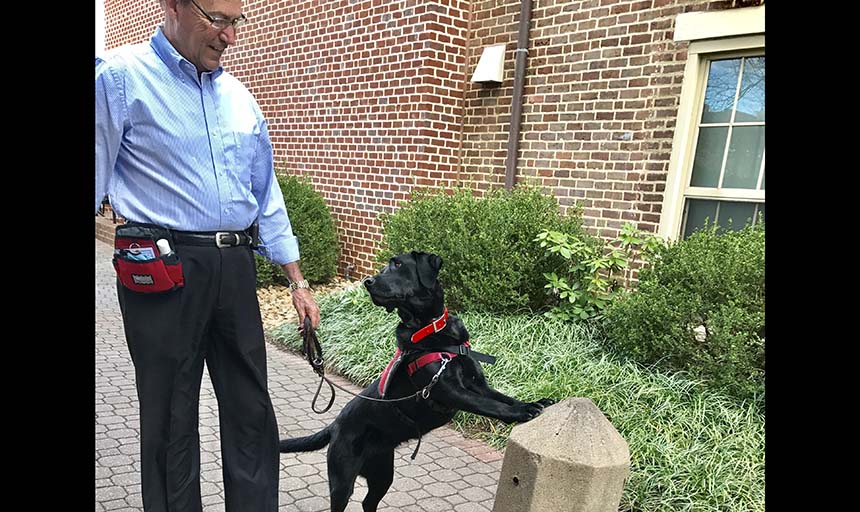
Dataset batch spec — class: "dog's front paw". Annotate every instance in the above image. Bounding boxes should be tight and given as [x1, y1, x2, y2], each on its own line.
[535, 398, 555, 408]
[519, 403, 544, 421]
[524, 398, 555, 412]
[516, 398, 556, 421]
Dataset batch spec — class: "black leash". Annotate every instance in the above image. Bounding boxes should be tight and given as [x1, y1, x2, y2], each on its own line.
[301, 316, 336, 414]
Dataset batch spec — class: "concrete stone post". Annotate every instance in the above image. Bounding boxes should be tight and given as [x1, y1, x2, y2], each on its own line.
[492, 397, 630, 512]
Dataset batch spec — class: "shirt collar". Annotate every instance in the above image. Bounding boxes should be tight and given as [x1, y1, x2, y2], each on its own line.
[150, 25, 224, 82]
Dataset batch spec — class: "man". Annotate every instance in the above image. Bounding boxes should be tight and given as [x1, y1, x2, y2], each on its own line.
[95, 1, 320, 510]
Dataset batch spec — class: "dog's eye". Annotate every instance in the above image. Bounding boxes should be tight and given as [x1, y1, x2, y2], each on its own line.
[393, 260, 402, 268]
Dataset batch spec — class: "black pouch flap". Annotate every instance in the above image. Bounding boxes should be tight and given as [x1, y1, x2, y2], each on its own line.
[116, 222, 174, 244]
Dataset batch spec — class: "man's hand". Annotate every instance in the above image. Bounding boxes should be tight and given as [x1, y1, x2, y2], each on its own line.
[281, 261, 321, 332]
[291, 287, 320, 332]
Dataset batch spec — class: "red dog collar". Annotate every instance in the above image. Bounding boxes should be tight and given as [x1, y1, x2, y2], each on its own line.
[410, 307, 448, 343]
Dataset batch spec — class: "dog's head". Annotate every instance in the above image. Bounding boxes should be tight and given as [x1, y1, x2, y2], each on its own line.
[364, 251, 444, 322]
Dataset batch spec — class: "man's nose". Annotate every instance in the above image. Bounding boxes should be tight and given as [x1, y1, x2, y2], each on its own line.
[219, 25, 237, 45]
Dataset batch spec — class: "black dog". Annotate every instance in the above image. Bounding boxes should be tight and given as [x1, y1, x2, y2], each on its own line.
[280, 251, 554, 512]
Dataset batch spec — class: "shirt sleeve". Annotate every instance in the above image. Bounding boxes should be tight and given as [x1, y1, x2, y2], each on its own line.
[251, 118, 300, 265]
[95, 58, 126, 214]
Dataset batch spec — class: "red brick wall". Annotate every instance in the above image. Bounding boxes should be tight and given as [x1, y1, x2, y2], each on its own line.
[103, 0, 162, 48]
[256, 0, 470, 276]
[461, 0, 732, 241]
[102, 0, 736, 277]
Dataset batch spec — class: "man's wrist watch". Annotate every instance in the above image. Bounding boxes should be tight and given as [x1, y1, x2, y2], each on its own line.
[289, 279, 310, 292]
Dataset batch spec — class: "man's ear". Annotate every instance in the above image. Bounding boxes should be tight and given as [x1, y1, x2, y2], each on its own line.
[415, 252, 443, 290]
[162, 0, 178, 18]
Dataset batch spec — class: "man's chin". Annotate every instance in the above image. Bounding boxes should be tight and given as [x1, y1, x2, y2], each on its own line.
[201, 55, 221, 71]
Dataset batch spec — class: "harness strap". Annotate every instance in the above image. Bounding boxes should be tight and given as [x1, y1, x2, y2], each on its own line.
[407, 351, 457, 376]
[391, 406, 424, 460]
[378, 347, 403, 397]
[419, 341, 497, 365]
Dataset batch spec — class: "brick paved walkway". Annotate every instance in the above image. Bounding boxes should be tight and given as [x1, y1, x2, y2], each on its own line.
[95, 239, 504, 511]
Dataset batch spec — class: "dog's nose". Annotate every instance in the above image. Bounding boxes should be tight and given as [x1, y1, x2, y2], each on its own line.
[364, 278, 374, 288]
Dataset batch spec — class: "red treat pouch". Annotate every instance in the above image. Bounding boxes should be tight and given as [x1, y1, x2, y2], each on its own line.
[112, 223, 184, 293]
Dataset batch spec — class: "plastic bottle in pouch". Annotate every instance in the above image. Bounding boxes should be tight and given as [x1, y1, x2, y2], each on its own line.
[156, 239, 179, 263]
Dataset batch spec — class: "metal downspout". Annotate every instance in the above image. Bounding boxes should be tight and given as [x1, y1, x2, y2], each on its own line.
[504, 0, 533, 190]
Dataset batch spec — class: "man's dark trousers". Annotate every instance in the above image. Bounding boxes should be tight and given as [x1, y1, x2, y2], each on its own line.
[117, 243, 279, 512]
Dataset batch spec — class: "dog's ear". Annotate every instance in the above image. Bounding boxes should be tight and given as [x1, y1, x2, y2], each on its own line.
[415, 252, 442, 290]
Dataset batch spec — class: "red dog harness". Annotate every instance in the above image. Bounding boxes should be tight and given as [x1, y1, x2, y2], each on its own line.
[379, 308, 462, 397]
[378, 343, 472, 397]
[377, 308, 496, 397]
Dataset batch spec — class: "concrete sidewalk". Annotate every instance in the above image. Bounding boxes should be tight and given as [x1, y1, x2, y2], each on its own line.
[95, 239, 504, 511]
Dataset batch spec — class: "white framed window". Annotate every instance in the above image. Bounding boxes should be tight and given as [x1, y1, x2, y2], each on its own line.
[659, 6, 765, 240]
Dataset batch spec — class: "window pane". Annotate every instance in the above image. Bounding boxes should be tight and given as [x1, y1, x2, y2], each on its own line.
[701, 59, 740, 124]
[684, 199, 763, 239]
[723, 126, 765, 189]
[718, 201, 757, 231]
[757, 203, 765, 223]
[736, 57, 765, 122]
[690, 127, 728, 188]
[683, 199, 718, 239]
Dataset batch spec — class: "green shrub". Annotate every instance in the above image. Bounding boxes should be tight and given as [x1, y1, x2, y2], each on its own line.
[602, 222, 765, 403]
[254, 253, 282, 288]
[377, 186, 586, 313]
[255, 173, 339, 287]
[536, 223, 666, 321]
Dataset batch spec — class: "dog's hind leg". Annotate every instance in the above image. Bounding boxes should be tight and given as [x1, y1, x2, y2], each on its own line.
[328, 452, 362, 512]
[360, 449, 395, 512]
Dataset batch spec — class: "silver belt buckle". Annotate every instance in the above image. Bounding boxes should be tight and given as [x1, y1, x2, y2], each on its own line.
[215, 232, 240, 248]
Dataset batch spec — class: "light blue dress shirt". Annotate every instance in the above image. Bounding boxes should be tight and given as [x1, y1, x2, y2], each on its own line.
[96, 26, 299, 265]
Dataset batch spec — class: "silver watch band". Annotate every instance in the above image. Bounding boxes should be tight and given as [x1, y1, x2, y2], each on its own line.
[289, 279, 310, 291]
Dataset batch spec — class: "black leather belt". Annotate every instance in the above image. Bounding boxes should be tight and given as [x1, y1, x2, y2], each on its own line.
[172, 230, 253, 248]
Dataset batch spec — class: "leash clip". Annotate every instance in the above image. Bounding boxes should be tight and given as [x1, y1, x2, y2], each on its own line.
[421, 355, 450, 399]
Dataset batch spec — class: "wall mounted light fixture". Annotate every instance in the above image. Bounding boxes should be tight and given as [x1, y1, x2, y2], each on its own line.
[471, 44, 506, 84]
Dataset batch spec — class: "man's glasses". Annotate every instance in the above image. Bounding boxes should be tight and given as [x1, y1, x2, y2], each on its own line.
[189, 0, 247, 30]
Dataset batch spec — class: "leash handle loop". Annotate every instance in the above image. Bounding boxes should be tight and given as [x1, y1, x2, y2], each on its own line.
[302, 317, 336, 413]
[311, 372, 336, 414]
[302, 316, 325, 377]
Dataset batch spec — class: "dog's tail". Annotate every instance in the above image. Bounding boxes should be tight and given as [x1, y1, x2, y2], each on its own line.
[279, 427, 332, 453]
